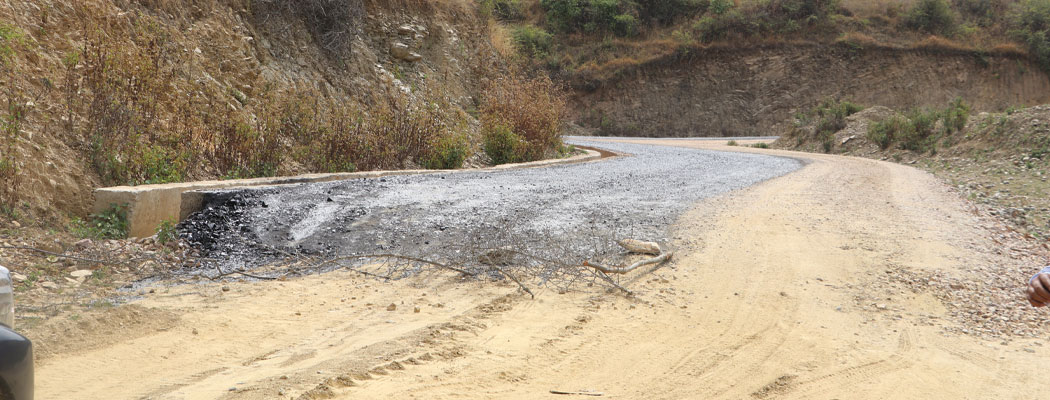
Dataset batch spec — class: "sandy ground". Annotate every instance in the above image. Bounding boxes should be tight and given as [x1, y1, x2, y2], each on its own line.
[36, 139, 1050, 399]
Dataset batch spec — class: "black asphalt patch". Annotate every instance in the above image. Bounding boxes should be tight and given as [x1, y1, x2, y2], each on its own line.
[179, 140, 802, 273]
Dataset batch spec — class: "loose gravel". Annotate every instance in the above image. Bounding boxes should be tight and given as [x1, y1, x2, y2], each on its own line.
[179, 140, 802, 272]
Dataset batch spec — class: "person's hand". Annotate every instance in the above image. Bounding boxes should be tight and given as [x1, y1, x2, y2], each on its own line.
[1027, 273, 1050, 307]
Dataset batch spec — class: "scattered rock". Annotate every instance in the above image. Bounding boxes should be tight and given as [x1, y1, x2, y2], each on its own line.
[11, 273, 26, 282]
[41, 281, 58, 290]
[70, 269, 93, 278]
[222, 285, 231, 292]
[386, 303, 397, 311]
[74, 238, 92, 249]
[397, 25, 416, 35]
[390, 42, 422, 62]
[414, 306, 421, 313]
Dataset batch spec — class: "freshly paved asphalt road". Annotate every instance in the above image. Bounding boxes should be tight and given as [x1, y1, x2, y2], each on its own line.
[179, 139, 802, 271]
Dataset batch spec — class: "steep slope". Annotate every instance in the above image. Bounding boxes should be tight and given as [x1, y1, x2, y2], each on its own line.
[570, 44, 1050, 137]
[0, 0, 504, 222]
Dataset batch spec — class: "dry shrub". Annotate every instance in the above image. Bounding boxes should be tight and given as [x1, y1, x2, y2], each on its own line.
[213, 116, 282, 178]
[0, 99, 25, 215]
[62, 3, 472, 186]
[480, 73, 566, 163]
[251, 0, 366, 55]
[835, 31, 880, 48]
[489, 23, 518, 59]
[253, 89, 463, 173]
[81, 15, 187, 185]
[911, 34, 973, 52]
[990, 41, 1028, 56]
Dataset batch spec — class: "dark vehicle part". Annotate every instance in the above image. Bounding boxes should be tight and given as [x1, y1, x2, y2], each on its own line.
[0, 266, 32, 400]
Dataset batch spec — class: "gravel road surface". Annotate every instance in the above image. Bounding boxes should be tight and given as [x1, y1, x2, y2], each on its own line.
[179, 140, 802, 271]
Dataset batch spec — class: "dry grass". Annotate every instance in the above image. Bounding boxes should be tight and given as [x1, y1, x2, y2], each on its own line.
[835, 31, 881, 48]
[480, 72, 567, 163]
[910, 35, 976, 52]
[990, 41, 1028, 56]
[489, 23, 517, 59]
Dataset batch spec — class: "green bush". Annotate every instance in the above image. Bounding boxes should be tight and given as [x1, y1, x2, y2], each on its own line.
[941, 97, 970, 134]
[0, 23, 24, 66]
[643, 0, 710, 24]
[693, 10, 749, 41]
[899, 108, 940, 152]
[541, 0, 641, 36]
[954, 0, 1006, 26]
[1010, 0, 1050, 73]
[72, 203, 129, 240]
[613, 13, 638, 36]
[541, 0, 584, 32]
[691, 0, 839, 42]
[710, 0, 734, 14]
[424, 134, 470, 169]
[513, 25, 554, 57]
[905, 0, 957, 35]
[483, 123, 524, 165]
[481, 0, 527, 20]
[868, 99, 972, 152]
[868, 116, 907, 149]
[156, 219, 177, 245]
[814, 99, 863, 132]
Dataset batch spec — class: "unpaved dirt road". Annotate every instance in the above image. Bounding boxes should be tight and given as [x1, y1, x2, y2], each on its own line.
[36, 139, 1050, 399]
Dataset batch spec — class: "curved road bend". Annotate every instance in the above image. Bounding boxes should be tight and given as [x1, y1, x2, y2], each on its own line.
[179, 139, 802, 269]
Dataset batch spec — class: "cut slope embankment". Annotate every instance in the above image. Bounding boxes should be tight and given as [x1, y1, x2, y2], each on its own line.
[572, 44, 1050, 137]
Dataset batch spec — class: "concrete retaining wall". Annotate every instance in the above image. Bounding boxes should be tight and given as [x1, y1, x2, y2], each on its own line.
[93, 149, 603, 237]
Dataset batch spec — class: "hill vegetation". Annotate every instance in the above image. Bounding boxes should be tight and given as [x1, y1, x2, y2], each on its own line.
[493, 0, 1050, 86]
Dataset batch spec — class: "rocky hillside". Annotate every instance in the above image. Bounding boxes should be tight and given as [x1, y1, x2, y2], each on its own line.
[491, 0, 1050, 136]
[0, 0, 535, 224]
[570, 43, 1049, 137]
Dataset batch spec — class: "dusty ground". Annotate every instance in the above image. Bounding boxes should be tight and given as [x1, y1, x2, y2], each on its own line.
[35, 139, 1050, 399]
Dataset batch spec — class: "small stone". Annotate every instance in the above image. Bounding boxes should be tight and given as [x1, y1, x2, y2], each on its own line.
[10, 221, 20, 228]
[876, 303, 887, 310]
[390, 42, 422, 62]
[70, 269, 93, 278]
[11, 273, 26, 282]
[192, 328, 199, 335]
[222, 285, 230, 292]
[74, 239, 91, 249]
[387, 303, 397, 311]
[397, 25, 416, 35]
[41, 281, 58, 290]
[414, 306, 421, 313]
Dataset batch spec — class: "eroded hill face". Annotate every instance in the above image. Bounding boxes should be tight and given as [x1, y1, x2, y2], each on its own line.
[570, 45, 1050, 137]
[0, 0, 501, 221]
